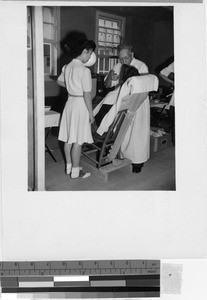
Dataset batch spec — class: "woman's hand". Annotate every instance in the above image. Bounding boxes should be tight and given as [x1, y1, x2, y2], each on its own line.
[91, 121, 98, 131]
[89, 114, 95, 124]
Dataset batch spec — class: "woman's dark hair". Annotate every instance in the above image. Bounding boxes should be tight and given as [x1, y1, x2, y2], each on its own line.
[70, 39, 96, 58]
[113, 64, 140, 102]
[119, 64, 139, 86]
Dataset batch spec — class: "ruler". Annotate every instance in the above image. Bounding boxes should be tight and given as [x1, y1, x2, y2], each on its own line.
[0, 260, 160, 298]
[0, 259, 160, 276]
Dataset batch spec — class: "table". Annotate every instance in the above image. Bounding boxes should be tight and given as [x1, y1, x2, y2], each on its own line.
[45, 110, 61, 128]
[45, 110, 61, 162]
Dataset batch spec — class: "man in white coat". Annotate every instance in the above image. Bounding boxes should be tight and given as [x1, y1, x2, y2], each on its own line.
[105, 44, 148, 88]
[104, 43, 150, 173]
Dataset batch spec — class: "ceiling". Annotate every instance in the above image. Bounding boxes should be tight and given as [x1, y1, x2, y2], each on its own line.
[95, 6, 173, 21]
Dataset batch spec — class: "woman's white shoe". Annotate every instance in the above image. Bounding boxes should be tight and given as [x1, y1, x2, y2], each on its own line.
[71, 169, 91, 179]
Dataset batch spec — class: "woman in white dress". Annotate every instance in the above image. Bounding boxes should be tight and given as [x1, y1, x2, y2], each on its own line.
[58, 39, 96, 179]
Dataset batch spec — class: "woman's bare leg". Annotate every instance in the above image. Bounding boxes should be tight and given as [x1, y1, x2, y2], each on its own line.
[64, 143, 72, 164]
[71, 143, 82, 167]
[71, 143, 91, 179]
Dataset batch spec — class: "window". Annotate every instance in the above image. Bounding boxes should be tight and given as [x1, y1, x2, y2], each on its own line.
[44, 43, 51, 73]
[95, 11, 125, 74]
[43, 7, 60, 77]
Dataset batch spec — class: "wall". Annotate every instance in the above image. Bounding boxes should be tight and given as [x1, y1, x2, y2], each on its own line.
[152, 20, 174, 73]
[130, 18, 173, 74]
[44, 80, 60, 97]
[45, 8, 173, 95]
[130, 19, 154, 72]
[45, 6, 133, 98]
[61, 7, 96, 41]
[58, 6, 96, 71]
[59, 6, 133, 70]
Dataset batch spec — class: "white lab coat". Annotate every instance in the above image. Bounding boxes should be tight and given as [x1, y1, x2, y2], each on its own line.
[120, 93, 151, 164]
[120, 76, 157, 164]
[113, 58, 149, 76]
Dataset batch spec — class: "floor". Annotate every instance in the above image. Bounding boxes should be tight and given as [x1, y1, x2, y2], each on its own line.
[45, 126, 176, 191]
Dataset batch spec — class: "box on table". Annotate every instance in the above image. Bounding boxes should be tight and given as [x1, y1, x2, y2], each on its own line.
[150, 133, 170, 153]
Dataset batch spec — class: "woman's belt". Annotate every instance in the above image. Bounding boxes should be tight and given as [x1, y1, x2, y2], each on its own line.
[69, 93, 83, 97]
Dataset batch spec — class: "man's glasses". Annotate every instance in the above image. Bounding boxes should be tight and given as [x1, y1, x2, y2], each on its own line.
[119, 55, 131, 63]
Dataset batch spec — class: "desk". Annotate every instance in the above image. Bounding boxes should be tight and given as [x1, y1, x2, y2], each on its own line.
[45, 110, 61, 128]
[45, 110, 61, 162]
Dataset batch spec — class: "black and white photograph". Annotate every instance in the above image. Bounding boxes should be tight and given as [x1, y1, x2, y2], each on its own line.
[27, 6, 175, 191]
[0, 1, 207, 299]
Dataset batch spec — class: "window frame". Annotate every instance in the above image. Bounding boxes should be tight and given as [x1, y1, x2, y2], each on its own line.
[95, 10, 126, 75]
[43, 6, 60, 81]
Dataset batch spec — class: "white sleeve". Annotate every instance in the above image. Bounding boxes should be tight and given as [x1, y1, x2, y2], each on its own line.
[57, 65, 66, 83]
[81, 67, 92, 92]
[160, 62, 174, 76]
[139, 63, 149, 74]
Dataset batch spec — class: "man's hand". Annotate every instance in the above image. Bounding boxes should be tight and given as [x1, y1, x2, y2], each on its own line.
[108, 69, 119, 81]
[105, 69, 119, 88]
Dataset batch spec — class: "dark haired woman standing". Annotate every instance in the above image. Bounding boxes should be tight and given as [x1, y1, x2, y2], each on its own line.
[58, 39, 96, 179]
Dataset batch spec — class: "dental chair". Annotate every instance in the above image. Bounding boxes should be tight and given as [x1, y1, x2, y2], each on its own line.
[82, 74, 159, 182]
